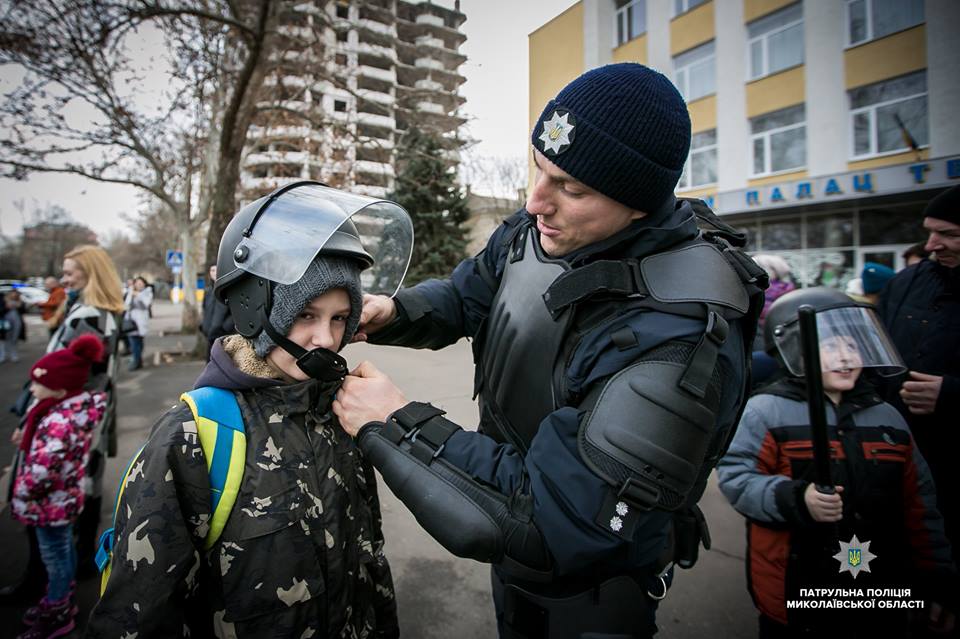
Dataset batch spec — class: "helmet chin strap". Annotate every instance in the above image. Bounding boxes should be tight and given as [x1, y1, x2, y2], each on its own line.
[258, 308, 348, 382]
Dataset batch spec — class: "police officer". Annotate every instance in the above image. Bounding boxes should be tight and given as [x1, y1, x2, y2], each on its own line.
[334, 63, 766, 638]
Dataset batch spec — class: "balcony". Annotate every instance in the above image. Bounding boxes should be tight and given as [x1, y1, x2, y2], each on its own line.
[415, 13, 444, 27]
[351, 184, 389, 198]
[357, 18, 395, 36]
[414, 57, 444, 71]
[244, 151, 309, 165]
[358, 64, 396, 83]
[357, 88, 395, 105]
[415, 35, 444, 48]
[354, 160, 395, 176]
[241, 176, 303, 191]
[357, 111, 395, 128]
[416, 101, 445, 114]
[415, 78, 444, 91]
[356, 41, 396, 60]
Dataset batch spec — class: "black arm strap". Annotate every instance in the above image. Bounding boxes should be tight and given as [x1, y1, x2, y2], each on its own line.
[388, 402, 461, 466]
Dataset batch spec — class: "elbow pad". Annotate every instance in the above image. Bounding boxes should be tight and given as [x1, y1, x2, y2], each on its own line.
[357, 402, 552, 581]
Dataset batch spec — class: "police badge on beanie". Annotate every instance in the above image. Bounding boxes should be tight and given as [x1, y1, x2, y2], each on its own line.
[531, 63, 691, 215]
[253, 255, 363, 358]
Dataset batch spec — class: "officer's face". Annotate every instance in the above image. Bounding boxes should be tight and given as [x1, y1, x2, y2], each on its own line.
[923, 217, 960, 268]
[267, 288, 351, 382]
[526, 151, 645, 257]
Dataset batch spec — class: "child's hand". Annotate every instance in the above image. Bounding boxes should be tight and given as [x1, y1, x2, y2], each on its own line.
[803, 483, 844, 522]
[10, 428, 22, 445]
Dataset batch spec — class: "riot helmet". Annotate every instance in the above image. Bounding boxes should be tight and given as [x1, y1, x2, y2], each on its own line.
[764, 286, 905, 378]
[215, 181, 413, 381]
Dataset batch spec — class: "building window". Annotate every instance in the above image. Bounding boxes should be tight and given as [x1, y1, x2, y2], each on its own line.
[747, 3, 803, 80]
[846, 0, 923, 47]
[677, 129, 717, 190]
[750, 104, 806, 176]
[615, 0, 646, 46]
[849, 71, 927, 159]
[673, 0, 707, 18]
[336, 2, 349, 19]
[673, 41, 715, 102]
[334, 99, 348, 112]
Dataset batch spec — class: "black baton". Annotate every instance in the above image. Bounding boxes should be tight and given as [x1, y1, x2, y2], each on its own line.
[798, 305, 835, 495]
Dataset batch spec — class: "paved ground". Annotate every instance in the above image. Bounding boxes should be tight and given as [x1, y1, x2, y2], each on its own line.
[0, 301, 756, 638]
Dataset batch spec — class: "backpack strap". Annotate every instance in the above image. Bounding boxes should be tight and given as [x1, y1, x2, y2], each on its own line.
[179, 387, 246, 549]
[96, 387, 246, 596]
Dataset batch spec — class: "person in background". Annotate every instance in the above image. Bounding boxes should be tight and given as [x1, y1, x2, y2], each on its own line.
[200, 264, 234, 361]
[751, 254, 796, 387]
[902, 242, 930, 268]
[51, 244, 125, 576]
[845, 277, 866, 303]
[859, 262, 895, 306]
[719, 287, 955, 638]
[1, 290, 24, 363]
[37, 276, 67, 336]
[878, 184, 960, 583]
[9, 335, 107, 639]
[122, 276, 153, 371]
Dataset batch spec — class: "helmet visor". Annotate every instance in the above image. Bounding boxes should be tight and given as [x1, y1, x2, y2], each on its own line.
[773, 305, 906, 378]
[234, 183, 413, 295]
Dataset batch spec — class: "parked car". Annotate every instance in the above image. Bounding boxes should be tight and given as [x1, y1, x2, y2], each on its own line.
[0, 283, 49, 312]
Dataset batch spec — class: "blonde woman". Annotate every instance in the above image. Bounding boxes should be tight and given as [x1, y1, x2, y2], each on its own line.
[48, 244, 124, 577]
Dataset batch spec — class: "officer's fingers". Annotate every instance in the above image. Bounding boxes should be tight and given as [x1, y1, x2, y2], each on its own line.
[909, 371, 938, 382]
[350, 360, 382, 378]
[350, 331, 368, 344]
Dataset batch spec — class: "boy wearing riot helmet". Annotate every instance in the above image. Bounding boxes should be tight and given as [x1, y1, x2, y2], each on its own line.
[86, 182, 412, 638]
[718, 287, 956, 637]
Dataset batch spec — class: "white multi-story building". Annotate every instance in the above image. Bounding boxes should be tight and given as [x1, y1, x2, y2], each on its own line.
[241, 0, 467, 201]
[530, 0, 960, 287]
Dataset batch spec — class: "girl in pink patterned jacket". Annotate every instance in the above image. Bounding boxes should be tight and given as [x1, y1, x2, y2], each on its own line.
[10, 334, 107, 639]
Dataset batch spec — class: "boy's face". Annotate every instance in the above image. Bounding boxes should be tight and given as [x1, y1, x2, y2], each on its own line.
[267, 288, 351, 382]
[819, 335, 863, 395]
[30, 381, 65, 400]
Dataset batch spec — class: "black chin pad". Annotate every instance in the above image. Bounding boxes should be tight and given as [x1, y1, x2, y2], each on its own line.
[296, 348, 348, 382]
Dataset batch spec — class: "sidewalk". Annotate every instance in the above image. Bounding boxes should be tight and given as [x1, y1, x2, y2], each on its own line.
[141, 300, 198, 361]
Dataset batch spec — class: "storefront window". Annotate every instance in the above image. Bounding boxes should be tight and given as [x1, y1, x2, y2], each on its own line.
[759, 218, 801, 250]
[807, 213, 854, 248]
[858, 203, 926, 245]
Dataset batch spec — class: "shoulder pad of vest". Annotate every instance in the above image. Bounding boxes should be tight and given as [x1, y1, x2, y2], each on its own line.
[641, 243, 750, 314]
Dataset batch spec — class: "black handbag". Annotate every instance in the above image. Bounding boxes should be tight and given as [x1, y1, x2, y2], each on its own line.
[120, 313, 138, 335]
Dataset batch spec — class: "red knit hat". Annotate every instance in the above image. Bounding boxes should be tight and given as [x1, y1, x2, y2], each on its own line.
[30, 334, 105, 392]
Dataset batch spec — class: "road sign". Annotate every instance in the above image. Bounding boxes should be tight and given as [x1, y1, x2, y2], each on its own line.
[165, 250, 183, 269]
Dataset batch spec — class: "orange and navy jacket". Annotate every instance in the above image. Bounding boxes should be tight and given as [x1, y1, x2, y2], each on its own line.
[717, 378, 955, 626]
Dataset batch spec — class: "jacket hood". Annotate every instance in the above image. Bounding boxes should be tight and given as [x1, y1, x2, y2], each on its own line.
[551, 196, 700, 265]
[758, 375, 884, 411]
[194, 336, 284, 391]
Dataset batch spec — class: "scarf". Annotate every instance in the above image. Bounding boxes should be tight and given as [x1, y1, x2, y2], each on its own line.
[20, 390, 82, 453]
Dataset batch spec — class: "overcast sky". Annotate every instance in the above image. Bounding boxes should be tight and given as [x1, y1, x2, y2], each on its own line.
[0, 0, 577, 240]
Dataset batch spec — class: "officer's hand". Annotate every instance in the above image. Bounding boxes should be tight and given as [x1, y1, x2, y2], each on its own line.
[900, 371, 942, 415]
[10, 428, 22, 445]
[803, 484, 844, 522]
[925, 602, 955, 634]
[333, 361, 407, 437]
[352, 294, 397, 342]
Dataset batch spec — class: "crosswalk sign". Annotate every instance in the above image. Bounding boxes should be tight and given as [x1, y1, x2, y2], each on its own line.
[166, 250, 184, 269]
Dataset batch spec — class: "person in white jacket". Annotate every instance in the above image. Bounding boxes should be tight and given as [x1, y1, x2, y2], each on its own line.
[123, 276, 153, 371]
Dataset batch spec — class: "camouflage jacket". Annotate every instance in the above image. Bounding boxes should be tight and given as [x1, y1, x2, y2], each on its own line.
[86, 350, 398, 638]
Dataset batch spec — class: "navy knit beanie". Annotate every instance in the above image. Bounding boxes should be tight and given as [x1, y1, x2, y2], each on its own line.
[531, 63, 691, 214]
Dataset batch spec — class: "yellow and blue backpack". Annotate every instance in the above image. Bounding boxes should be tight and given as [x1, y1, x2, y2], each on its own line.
[95, 387, 247, 595]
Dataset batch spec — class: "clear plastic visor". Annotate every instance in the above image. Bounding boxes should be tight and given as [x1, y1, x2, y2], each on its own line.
[234, 184, 413, 295]
[773, 306, 906, 377]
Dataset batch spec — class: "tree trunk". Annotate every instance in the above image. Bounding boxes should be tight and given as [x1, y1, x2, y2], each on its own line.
[180, 221, 200, 331]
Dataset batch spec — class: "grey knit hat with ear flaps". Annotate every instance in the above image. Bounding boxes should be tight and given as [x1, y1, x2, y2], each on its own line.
[253, 255, 363, 358]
